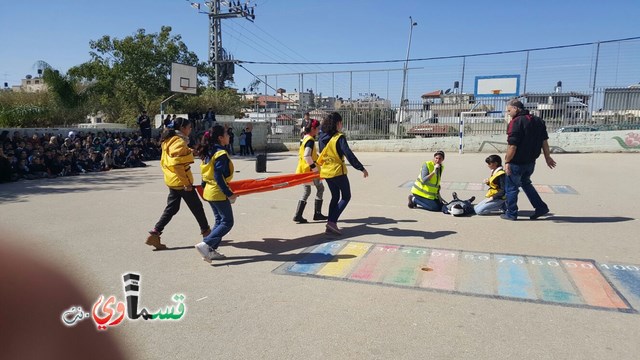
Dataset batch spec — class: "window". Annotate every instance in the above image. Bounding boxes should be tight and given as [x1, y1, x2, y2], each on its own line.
[34, 80, 39, 84]
[26, 81, 31, 84]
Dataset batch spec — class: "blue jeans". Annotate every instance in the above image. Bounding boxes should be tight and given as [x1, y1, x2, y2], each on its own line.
[505, 162, 548, 219]
[325, 175, 351, 223]
[412, 193, 443, 212]
[474, 197, 505, 215]
[203, 199, 234, 249]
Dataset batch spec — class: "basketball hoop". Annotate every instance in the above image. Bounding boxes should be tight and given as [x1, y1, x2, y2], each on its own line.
[492, 89, 502, 95]
[181, 86, 188, 92]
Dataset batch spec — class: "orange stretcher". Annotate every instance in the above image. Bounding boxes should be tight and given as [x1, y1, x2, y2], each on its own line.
[195, 172, 320, 199]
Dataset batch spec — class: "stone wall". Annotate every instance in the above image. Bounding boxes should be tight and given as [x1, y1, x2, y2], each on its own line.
[282, 131, 640, 153]
[5, 127, 639, 153]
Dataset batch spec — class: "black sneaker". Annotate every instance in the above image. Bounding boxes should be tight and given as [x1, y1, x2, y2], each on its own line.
[407, 195, 416, 209]
[500, 214, 517, 221]
[530, 208, 550, 220]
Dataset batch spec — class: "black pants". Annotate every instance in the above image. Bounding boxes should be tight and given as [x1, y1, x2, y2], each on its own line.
[246, 140, 254, 155]
[154, 188, 209, 233]
[141, 128, 152, 140]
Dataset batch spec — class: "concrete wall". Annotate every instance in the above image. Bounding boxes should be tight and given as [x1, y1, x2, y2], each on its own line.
[5, 127, 639, 153]
[282, 130, 640, 153]
[2, 121, 274, 151]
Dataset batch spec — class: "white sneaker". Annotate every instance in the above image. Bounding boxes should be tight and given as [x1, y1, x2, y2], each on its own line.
[209, 249, 226, 260]
[195, 242, 226, 263]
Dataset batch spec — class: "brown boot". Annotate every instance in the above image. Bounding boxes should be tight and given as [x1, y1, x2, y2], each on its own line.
[201, 228, 211, 238]
[146, 231, 167, 250]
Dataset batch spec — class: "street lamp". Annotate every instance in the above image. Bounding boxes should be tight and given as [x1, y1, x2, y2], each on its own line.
[397, 17, 417, 138]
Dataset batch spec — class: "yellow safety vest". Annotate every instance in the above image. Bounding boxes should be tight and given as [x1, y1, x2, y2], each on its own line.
[411, 161, 443, 200]
[161, 136, 194, 188]
[485, 168, 506, 199]
[295, 135, 318, 174]
[317, 133, 347, 179]
[201, 149, 234, 201]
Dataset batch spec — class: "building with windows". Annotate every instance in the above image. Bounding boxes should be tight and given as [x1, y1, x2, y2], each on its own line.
[592, 85, 640, 123]
[10, 74, 47, 92]
[602, 86, 640, 111]
[336, 96, 392, 110]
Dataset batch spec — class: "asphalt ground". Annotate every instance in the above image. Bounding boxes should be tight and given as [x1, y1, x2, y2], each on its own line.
[1, 151, 639, 359]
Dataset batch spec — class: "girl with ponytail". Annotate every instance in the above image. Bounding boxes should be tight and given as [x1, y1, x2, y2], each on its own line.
[194, 125, 237, 263]
[146, 117, 211, 250]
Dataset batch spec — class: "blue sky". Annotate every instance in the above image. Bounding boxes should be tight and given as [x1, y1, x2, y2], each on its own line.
[1, 0, 639, 103]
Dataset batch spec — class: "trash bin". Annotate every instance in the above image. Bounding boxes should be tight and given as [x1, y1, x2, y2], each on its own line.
[255, 154, 267, 173]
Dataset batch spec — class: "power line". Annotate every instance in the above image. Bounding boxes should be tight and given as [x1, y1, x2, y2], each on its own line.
[236, 63, 299, 105]
[224, 25, 319, 76]
[236, 36, 640, 65]
[233, 20, 353, 92]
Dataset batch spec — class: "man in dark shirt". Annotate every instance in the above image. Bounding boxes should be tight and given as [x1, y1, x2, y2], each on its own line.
[503, 99, 557, 220]
[137, 110, 152, 140]
[204, 108, 216, 129]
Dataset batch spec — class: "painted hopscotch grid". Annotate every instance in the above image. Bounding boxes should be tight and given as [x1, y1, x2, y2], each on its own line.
[274, 241, 639, 314]
[400, 181, 578, 194]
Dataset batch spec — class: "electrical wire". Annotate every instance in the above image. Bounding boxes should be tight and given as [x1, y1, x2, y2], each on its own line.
[236, 36, 640, 65]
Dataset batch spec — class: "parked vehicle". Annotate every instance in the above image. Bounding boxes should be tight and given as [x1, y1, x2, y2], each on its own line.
[603, 123, 640, 131]
[555, 125, 599, 133]
[407, 124, 458, 138]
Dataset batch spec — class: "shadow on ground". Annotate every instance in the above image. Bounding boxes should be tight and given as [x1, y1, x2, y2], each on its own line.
[0, 167, 154, 203]
[218, 216, 456, 266]
[547, 216, 635, 223]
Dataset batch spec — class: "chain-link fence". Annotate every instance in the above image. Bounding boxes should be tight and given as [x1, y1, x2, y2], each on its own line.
[252, 37, 640, 143]
[266, 86, 640, 143]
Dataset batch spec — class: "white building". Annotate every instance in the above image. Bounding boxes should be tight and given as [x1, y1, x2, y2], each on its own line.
[11, 75, 47, 92]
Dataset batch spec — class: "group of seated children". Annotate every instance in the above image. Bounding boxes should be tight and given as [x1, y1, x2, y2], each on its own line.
[0, 130, 161, 183]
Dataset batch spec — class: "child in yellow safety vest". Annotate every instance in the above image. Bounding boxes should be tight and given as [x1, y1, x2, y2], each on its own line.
[474, 154, 506, 215]
[317, 112, 369, 235]
[408, 151, 445, 212]
[194, 125, 237, 263]
[293, 118, 328, 223]
[146, 118, 211, 250]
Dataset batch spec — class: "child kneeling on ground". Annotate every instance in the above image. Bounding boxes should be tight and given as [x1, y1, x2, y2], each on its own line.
[474, 154, 506, 215]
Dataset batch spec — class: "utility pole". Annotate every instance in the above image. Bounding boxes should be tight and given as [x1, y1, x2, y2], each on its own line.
[397, 16, 418, 138]
[189, 1, 256, 89]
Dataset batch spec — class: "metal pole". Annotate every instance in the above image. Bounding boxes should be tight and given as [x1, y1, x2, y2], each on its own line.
[210, 0, 222, 89]
[591, 42, 601, 113]
[460, 56, 466, 93]
[349, 71, 352, 101]
[332, 72, 335, 98]
[523, 51, 530, 94]
[160, 94, 179, 123]
[397, 16, 417, 139]
[386, 70, 390, 100]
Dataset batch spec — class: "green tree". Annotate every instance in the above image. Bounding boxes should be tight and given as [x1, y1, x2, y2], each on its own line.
[181, 88, 245, 119]
[69, 26, 203, 123]
[0, 91, 51, 127]
[42, 68, 88, 125]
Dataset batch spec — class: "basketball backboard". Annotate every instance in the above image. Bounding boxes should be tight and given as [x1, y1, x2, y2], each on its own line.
[474, 75, 520, 98]
[171, 63, 197, 95]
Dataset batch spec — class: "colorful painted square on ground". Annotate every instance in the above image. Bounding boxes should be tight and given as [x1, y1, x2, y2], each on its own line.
[275, 241, 638, 313]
